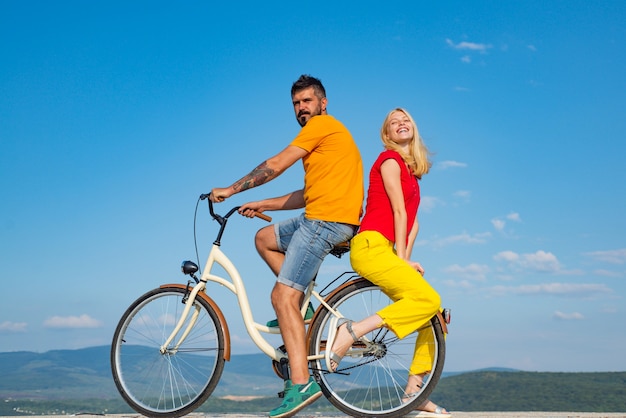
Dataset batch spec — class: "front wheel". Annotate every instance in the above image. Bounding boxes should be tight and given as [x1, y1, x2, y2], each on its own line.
[111, 286, 225, 418]
[308, 278, 446, 418]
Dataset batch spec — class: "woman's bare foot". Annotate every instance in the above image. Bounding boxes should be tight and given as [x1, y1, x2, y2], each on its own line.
[328, 320, 356, 371]
[326, 314, 383, 372]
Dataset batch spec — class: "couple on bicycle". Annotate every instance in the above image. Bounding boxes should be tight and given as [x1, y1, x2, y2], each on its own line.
[210, 74, 448, 418]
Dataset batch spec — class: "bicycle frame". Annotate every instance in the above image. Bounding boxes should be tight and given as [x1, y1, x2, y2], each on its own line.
[159, 206, 352, 364]
[160, 195, 376, 363]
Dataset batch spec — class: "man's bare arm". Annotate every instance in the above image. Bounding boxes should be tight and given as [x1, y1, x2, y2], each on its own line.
[210, 145, 307, 202]
[238, 189, 305, 217]
[232, 161, 275, 193]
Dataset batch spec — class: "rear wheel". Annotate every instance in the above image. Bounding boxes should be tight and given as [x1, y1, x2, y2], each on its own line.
[111, 287, 225, 417]
[308, 278, 446, 417]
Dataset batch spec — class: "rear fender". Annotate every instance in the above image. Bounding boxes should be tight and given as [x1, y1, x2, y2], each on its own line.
[306, 277, 449, 339]
[437, 311, 449, 335]
[305, 277, 368, 342]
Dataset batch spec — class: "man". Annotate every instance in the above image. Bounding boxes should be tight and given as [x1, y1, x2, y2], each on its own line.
[210, 74, 363, 418]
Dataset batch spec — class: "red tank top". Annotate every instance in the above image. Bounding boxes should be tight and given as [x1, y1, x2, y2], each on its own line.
[359, 150, 420, 244]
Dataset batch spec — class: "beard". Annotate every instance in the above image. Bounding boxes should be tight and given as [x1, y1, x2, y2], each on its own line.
[297, 104, 323, 127]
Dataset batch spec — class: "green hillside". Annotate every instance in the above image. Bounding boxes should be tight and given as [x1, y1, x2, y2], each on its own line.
[430, 371, 626, 412]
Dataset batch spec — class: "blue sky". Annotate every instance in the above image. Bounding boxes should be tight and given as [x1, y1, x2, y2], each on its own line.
[1, 1, 625, 373]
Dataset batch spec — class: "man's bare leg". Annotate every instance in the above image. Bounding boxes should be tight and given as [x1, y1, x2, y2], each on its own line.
[258, 224, 310, 383]
[255, 225, 284, 276]
[271, 282, 309, 384]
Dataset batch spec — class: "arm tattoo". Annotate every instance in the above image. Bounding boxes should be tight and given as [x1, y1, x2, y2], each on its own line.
[232, 161, 275, 192]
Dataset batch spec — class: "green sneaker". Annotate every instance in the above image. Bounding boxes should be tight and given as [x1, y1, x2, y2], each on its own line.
[269, 377, 322, 418]
[266, 302, 315, 328]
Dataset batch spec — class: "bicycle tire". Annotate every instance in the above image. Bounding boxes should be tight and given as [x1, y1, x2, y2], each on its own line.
[111, 286, 225, 418]
[308, 278, 446, 418]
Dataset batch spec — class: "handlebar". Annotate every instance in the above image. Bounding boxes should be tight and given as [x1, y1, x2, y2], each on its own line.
[251, 212, 272, 222]
[200, 193, 272, 223]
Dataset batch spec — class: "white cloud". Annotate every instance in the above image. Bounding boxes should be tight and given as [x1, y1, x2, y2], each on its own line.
[584, 248, 626, 265]
[453, 190, 471, 200]
[420, 195, 444, 212]
[461, 55, 471, 63]
[444, 263, 489, 281]
[492, 212, 522, 232]
[524, 250, 561, 272]
[490, 282, 612, 297]
[601, 306, 618, 314]
[593, 269, 623, 278]
[493, 250, 519, 262]
[494, 250, 561, 273]
[434, 232, 491, 247]
[0, 321, 28, 332]
[528, 45, 537, 52]
[446, 39, 492, 53]
[553, 311, 584, 320]
[43, 314, 103, 329]
[492, 219, 506, 231]
[506, 212, 522, 222]
[437, 160, 467, 170]
[443, 279, 474, 289]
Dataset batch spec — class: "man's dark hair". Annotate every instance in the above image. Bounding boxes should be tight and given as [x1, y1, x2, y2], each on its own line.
[291, 74, 326, 99]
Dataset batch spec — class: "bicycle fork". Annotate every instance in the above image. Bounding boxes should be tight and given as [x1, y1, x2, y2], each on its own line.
[159, 281, 206, 354]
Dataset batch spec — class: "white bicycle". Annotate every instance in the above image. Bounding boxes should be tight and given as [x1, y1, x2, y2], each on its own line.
[110, 194, 449, 417]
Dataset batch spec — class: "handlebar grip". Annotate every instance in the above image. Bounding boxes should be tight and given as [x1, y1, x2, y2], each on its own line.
[255, 212, 272, 222]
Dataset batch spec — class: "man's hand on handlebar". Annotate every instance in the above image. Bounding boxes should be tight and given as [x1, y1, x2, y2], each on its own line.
[238, 201, 266, 219]
[209, 187, 233, 203]
[202, 191, 272, 222]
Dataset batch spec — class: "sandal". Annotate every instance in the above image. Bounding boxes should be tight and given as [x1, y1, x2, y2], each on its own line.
[325, 317, 359, 372]
[408, 408, 451, 418]
[403, 391, 451, 417]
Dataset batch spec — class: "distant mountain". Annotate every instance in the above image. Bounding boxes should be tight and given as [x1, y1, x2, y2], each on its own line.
[1, 345, 512, 400]
[0, 346, 116, 399]
[440, 366, 520, 379]
[0, 346, 285, 400]
[0, 346, 528, 401]
[1, 346, 625, 415]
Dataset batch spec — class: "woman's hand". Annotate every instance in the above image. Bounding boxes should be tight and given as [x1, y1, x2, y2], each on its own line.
[407, 260, 425, 275]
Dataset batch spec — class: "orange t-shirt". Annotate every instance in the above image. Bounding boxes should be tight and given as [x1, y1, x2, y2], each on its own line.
[290, 115, 363, 225]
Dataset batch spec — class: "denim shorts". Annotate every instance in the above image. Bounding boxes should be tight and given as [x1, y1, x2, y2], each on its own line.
[275, 213, 356, 292]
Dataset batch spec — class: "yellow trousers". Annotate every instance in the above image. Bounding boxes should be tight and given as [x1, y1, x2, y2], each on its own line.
[350, 230, 442, 375]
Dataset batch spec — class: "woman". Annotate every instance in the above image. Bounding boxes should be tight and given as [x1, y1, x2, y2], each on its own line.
[325, 108, 449, 416]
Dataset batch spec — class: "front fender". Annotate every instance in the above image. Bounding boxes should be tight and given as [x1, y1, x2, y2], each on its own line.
[160, 283, 231, 361]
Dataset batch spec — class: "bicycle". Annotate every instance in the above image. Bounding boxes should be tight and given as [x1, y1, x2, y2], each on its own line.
[110, 194, 450, 418]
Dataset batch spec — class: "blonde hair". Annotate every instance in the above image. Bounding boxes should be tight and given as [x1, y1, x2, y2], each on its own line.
[380, 108, 432, 179]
